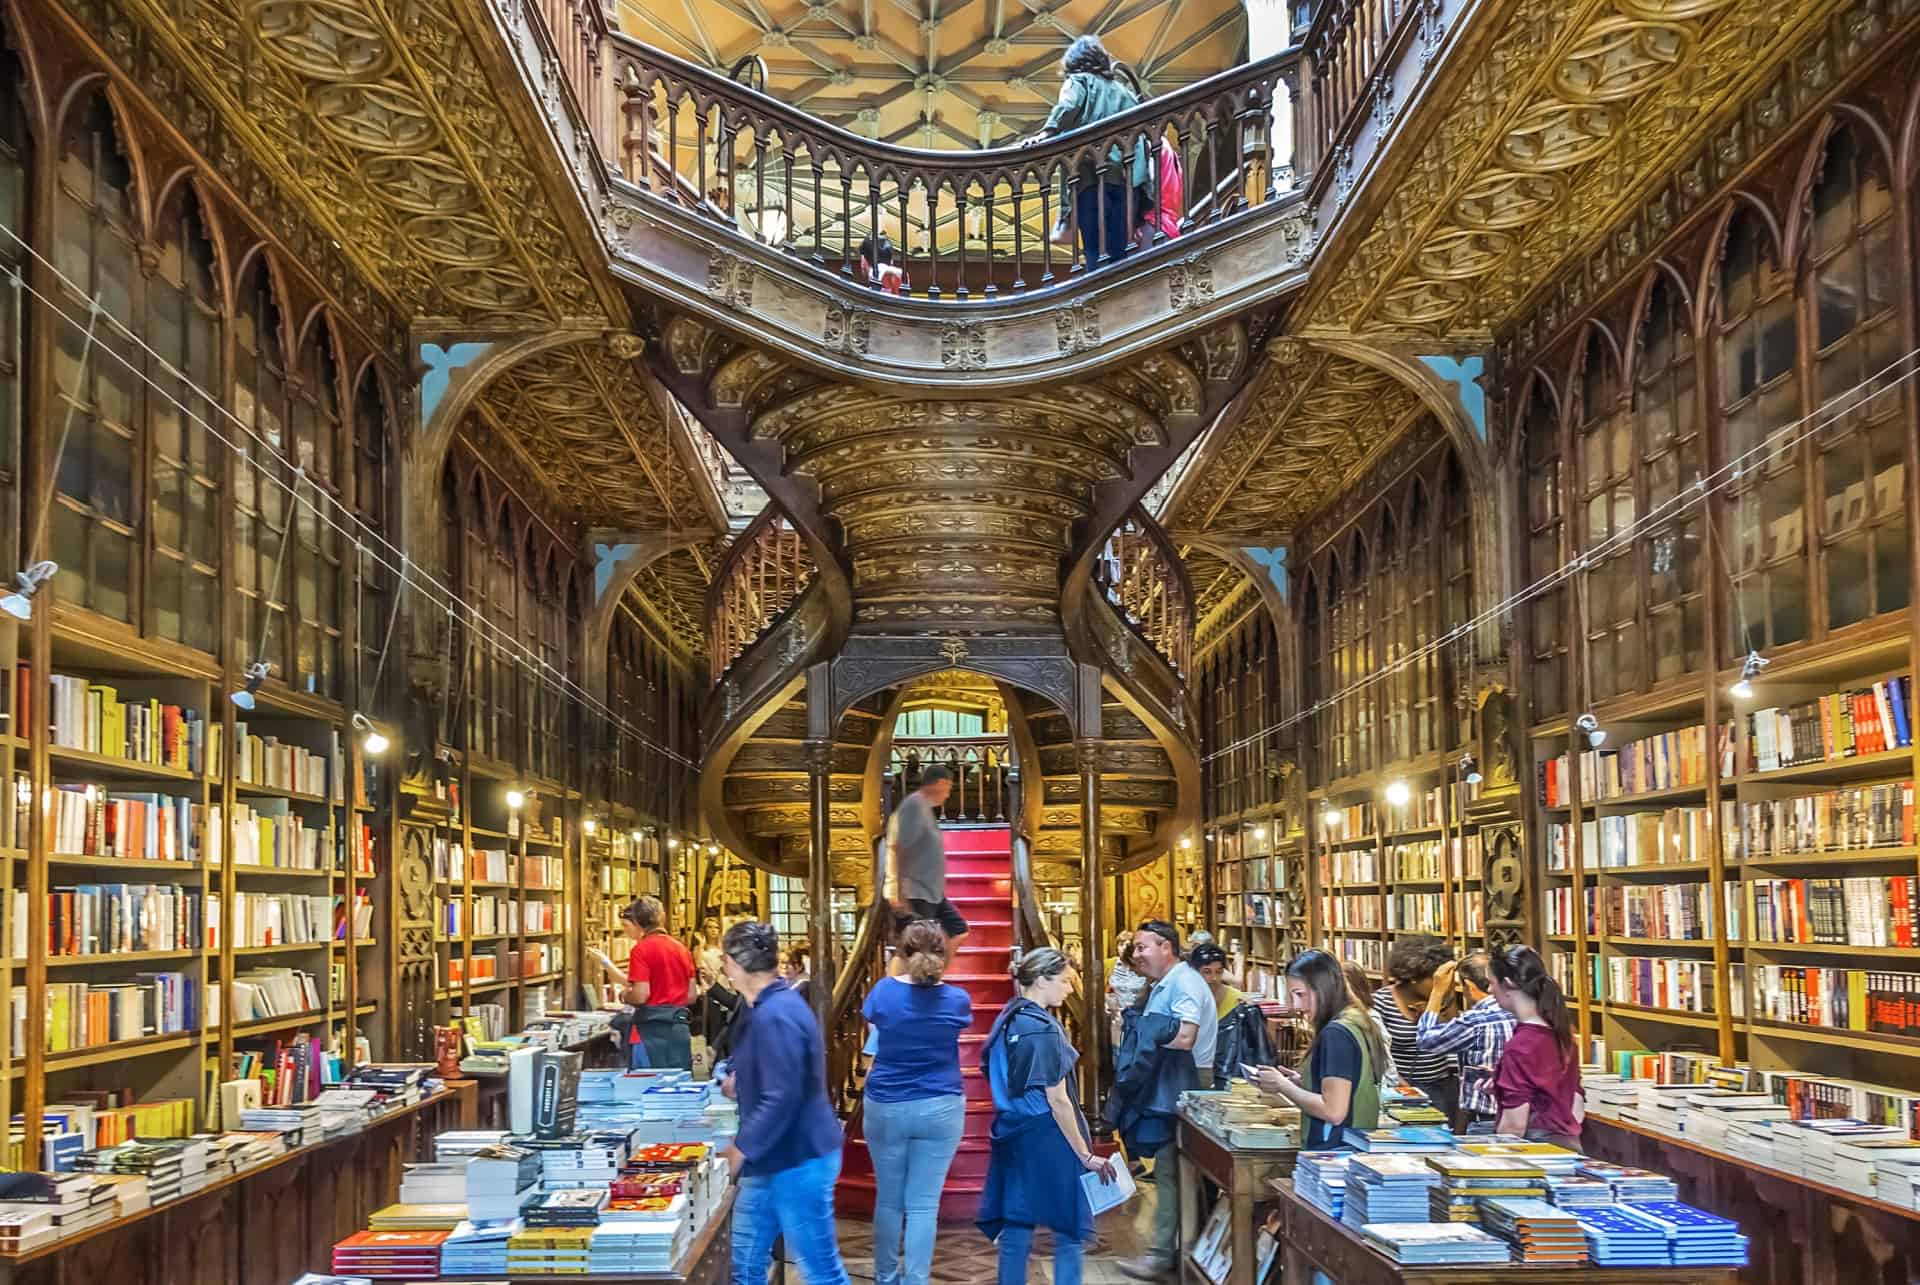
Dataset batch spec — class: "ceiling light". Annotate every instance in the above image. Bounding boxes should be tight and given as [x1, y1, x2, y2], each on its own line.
[1460, 753, 1481, 786]
[0, 560, 56, 621]
[505, 789, 526, 810]
[351, 712, 388, 755]
[707, 843, 720, 855]
[1729, 650, 1768, 701]
[1384, 780, 1411, 807]
[230, 659, 270, 710]
[1576, 713, 1606, 749]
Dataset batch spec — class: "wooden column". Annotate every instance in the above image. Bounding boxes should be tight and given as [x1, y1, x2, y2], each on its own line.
[1077, 739, 1107, 1102]
[805, 738, 835, 1025]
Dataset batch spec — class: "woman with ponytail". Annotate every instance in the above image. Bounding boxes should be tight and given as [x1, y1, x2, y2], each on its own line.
[1489, 945, 1586, 1150]
[862, 920, 972, 1285]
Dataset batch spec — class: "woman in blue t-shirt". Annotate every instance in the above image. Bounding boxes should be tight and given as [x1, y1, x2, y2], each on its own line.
[978, 948, 1114, 1285]
[861, 920, 973, 1285]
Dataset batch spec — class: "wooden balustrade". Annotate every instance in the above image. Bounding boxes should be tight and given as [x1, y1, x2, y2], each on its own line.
[529, 0, 618, 160]
[888, 734, 1014, 824]
[706, 506, 813, 683]
[1094, 506, 1195, 678]
[1298, 0, 1421, 179]
[607, 40, 1303, 301]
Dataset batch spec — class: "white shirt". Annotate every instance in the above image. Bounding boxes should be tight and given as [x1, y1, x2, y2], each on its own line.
[1145, 960, 1219, 1070]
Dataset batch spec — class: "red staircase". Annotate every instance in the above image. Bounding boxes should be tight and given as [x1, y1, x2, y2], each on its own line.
[838, 825, 1013, 1223]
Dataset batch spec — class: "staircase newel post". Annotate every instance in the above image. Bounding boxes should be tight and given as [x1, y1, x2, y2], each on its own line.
[1076, 739, 1108, 1107]
[805, 736, 837, 1026]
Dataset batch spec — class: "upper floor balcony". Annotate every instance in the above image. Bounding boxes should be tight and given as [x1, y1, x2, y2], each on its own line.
[495, 0, 1481, 382]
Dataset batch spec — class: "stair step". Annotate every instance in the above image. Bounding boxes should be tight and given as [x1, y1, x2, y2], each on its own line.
[942, 828, 1013, 856]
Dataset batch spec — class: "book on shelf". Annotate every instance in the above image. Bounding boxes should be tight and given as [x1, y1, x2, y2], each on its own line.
[10, 973, 197, 1052]
[1333, 937, 1384, 974]
[1386, 835, 1485, 882]
[1388, 893, 1450, 934]
[1762, 1069, 1920, 1137]
[1324, 847, 1379, 883]
[1548, 806, 1732, 871]
[1538, 722, 1733, 807]
[1746, 875, 1919, 947]
[1748, 676, 1912, 772]
[1323, 802, 1378, 839]
[228, 799, 325, 870]
[41, 787, 205, 862]
[1736, 782, 1915, 856]
[1544, 882, 1738, 942]
[1329, 895, 1382, 932]
[224, 967, 322, 1022]
[233, 722, 343, 800]
[44, 672, 209, 773]
[333, 891, 375, 940]
[1600, 956, 1745, 1016]
[1382, 779, 1482, 833]
[230, 1032, 329, 1106]
[208, 892, 332, 948]
[1750, 965, 1920, 1036]
[42, 883, 203, 956]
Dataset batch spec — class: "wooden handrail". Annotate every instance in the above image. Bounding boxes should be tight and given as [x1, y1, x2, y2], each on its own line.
[705, 504, 814, 684]
[1093, 504, 1196, 678]
[608, 38, 1304, 301]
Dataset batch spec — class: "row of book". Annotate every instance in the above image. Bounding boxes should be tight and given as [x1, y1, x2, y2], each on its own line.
[524, 853, 563, 888]
[45, 786, 205, 862]
[1735, 781, 1914, 856]
[1746, 874, 1919, 947]
[1547, 806, 1729, 872]
[1213, 855, 1275, 894]
[1328, 894, 1383, 932]
[10, 973, 198, 1052]
[228, 799, 327, 870]
[445, 944, 562, 988]
[45, 673, 211, 773]
[1380, 779, 1482, 833]
[1747, 675, 1912, 771]
[1545, 882, 1733, 942]
[224, 967, 322, 1022]
[1322, 801, 1378, 839]
[43, 883, 204, 956]
[1333, 935, 1384, 974]
[1386, 835, 1486, 882]
[441, 896, 560, 937]
[438, 846, 513, 884]
[1386, 892, 1487, 936]
[207, 892, 332, 948]
[232, 722, 341, 799]
[1749, 965, 1920, 1037]
[1539, 723, 1734, 807]
[1324, 847, 1379, 884]
[1561, 955, 1748, 1016]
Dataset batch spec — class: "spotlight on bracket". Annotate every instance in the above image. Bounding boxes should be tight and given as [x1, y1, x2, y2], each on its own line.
[1460, 753, 1482, 786]
[1384, 779, 1411, 807]
[230, 660, 270, 710]
[1576, 713, 1606, 749]
[505, 788, 526, 810]
[0, 560, 57, 621]
[352, 712, 389, 756]
[582, 818, 597, 835]
[1729, 650, 1769, 701]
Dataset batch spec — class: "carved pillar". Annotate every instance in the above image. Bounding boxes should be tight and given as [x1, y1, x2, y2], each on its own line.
[1077, 739, 1108, 1104]
[805, 738, 836, 1024]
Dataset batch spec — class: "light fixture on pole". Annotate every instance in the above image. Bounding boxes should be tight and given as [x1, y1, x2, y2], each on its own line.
[1575, 713, 1606, 748]
[351, 712, 389, 755]
[1459, 753, 1482, 786]
[1252, 825, 1267, 839]
[232, 467, 306, 709]
[1179, 835, 1193, 850]
[1384, 779, 1411, 807]
[0, 561, 56, 621]
[1729, 650, 1768, 701]
[7, 289, 105, 623]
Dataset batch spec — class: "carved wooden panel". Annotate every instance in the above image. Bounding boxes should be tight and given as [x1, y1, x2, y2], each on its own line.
[1480, 820, 1527, 952]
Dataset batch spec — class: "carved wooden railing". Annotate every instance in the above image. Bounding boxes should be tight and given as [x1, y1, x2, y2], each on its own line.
[887, 734, 1014, 824]
[706, 505, 814, 684]
[826, 836, 889, 1119]
[606, 40, 1303, 301]
[1298, 0, 1425, 184]
[534, 0, 619, 157]
[1092, 505, 1195, 679]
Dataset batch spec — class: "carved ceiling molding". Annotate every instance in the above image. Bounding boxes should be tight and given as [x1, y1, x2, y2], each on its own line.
[94, 0, 605, 327]
[1500, 0, 1920, 369]
[1303, 0, 1862, 340]
[627, 539, 730, 658]
[1293, 413, 1451, 557]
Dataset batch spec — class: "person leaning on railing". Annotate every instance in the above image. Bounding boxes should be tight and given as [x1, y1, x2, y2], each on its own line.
[1021, 34, 1152, 269]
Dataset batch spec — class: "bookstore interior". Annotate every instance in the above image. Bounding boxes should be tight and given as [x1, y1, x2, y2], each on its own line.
[0, 0, 1914, 1280]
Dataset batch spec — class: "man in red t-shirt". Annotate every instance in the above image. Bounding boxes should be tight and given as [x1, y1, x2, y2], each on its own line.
[597, 896, 699, 1070]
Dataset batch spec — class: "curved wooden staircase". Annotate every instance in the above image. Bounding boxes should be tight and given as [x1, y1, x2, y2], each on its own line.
[837, 825, 1015, 1224]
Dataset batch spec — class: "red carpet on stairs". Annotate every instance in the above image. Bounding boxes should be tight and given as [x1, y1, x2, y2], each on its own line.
[838, 824, 1012, 1224]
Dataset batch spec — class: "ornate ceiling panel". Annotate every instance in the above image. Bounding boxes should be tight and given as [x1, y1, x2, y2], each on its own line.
[1163, 342, 1422, 537]
[104, 0, 607, 325]
[475, 342, 713, 530]
[629, 540, 729, 656]
[1301, 0, 1852, 339]
[1182, 547, 1251, 637]
[619, 0, 1246, 149]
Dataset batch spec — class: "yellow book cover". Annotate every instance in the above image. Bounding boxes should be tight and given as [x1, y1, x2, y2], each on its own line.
[1848, 972, 1867, 1032]
[49, 985, 71, 1052]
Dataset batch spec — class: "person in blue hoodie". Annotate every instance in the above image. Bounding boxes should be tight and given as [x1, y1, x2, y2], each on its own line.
[718, 920, 849, 1285]
[978, 947, 1115, 1285]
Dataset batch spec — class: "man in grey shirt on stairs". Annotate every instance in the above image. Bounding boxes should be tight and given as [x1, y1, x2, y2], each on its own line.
[885, 766, 970, 966]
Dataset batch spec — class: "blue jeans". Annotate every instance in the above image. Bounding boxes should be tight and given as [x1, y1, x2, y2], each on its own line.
[864, 1094, 965, 1285]
[996, 1224, 1082, 1285]
[732, 1151, 850, 1285]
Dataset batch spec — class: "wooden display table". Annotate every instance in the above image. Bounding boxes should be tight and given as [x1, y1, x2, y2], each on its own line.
[422, 1187, 735, 1285]
[1175, 1107, 1298, 1285]
[1269, 1178, 1741, 1285]
[0, 1083, 475, 1285]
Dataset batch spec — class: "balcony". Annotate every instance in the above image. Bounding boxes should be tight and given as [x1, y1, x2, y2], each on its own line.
[490, 0, 1477, 379]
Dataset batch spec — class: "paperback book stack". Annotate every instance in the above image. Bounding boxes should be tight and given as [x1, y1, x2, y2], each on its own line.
[1685, 1092, 1789, 1152]
[1544, 1175, 1614, 1209]
[1784, 1121, 1908, 1188]
[434, 1130, 509, 1162]
[537, 1132, 630, 1187]
[239, 1101, 323, 1143]
[1630, 1201, 1749, 1266]
[506, 1226, 595, 1274]
[330, 1229, 452, 1278]
[1874, 1149, 1920, 1210]
[524, 1187, 608, 1228]
[1480, 1198, 1588, 1264]
[86, 1139, 207, 1205]
[0, 1206, 57, 1255]
[1574, 1206, 1671, 1267]
[591, 1194, 690, 1273]
[1577, 1161, 1676, 1202]
[367, 1202, 464, 1231]
[396, 1162, 468, 1205]
[466, 1142, 541, 1223]
[1426, 1154, 1547, 1223]
[1358, 1223, 1512, 1266]
[1293, 1152, 1350, 1219]
[1342, 1125, 1457, 1153]
[1829, 1137, 1920, 1198]
[0, 1174, 119, 1242]
[1460, 1140, 1583, 1177]
[439, 1219, 517, 1275]
[1341, 1155, 1439, 1229]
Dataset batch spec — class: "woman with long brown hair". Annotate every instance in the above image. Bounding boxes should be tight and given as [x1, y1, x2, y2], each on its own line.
[1249, 949, 1384, 1148]
[1489, 945, 1585, 1150]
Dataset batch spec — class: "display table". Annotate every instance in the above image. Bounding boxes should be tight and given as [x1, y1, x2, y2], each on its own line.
[1584, 1115, 1920, 1284]
[1174, 1106, 1298, 1285]
[0, 1083, 475, 1285]
[1268, 1178, 1741, 1285]
[418, 1187, 735, 1285]
[459, 1030, 623, 1130]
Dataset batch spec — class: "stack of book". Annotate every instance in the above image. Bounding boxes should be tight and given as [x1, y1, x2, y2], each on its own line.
[1340, 1155, 1439, 1229]
[1874, 1149, 1920, 1210]
[86, 1139, 206, 1205]
[1293, 1152, 1350, 1218]
[1577, 1161, 1676, 1202]
[537, 1132, 629, 1187]
[524, 1188, 607, 1228]
[591, 1196, 689, 1272]
[433, 1130, 508, 1161]
[1480, 1198, 1588, 1264]
[506, 1226, 595, 1273]
[0, 1206, 57, 1255]
[0, 1175, 119, 1242]
[330, 1229, 451, 1278]
[366, 1202, 464, 1232]
[1458, 1140, 1582, 1177]
[396, 1162, 467, 1205]
[1342, 1125, 1456, 1153]
[1575, 1205, 1673, 1266]
[440, 1218, 515, 1274]
[1544, 1175, 1614, 1208]
[1358, 1223, 1512, 1266]
[1426, 1154, 1548, 1223]
[1630, 1201, 1749, 1266]
[465, 1143, 540, 1223]
[1769, 1119, 1907, 1180]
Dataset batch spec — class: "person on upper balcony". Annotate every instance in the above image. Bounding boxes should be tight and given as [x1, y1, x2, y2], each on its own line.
[1025, 34, 1151, 269]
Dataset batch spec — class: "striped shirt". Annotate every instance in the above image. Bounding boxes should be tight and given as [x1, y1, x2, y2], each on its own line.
[1371, 985, 1457, 1089]
[1415, 996, 1517, 1118]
